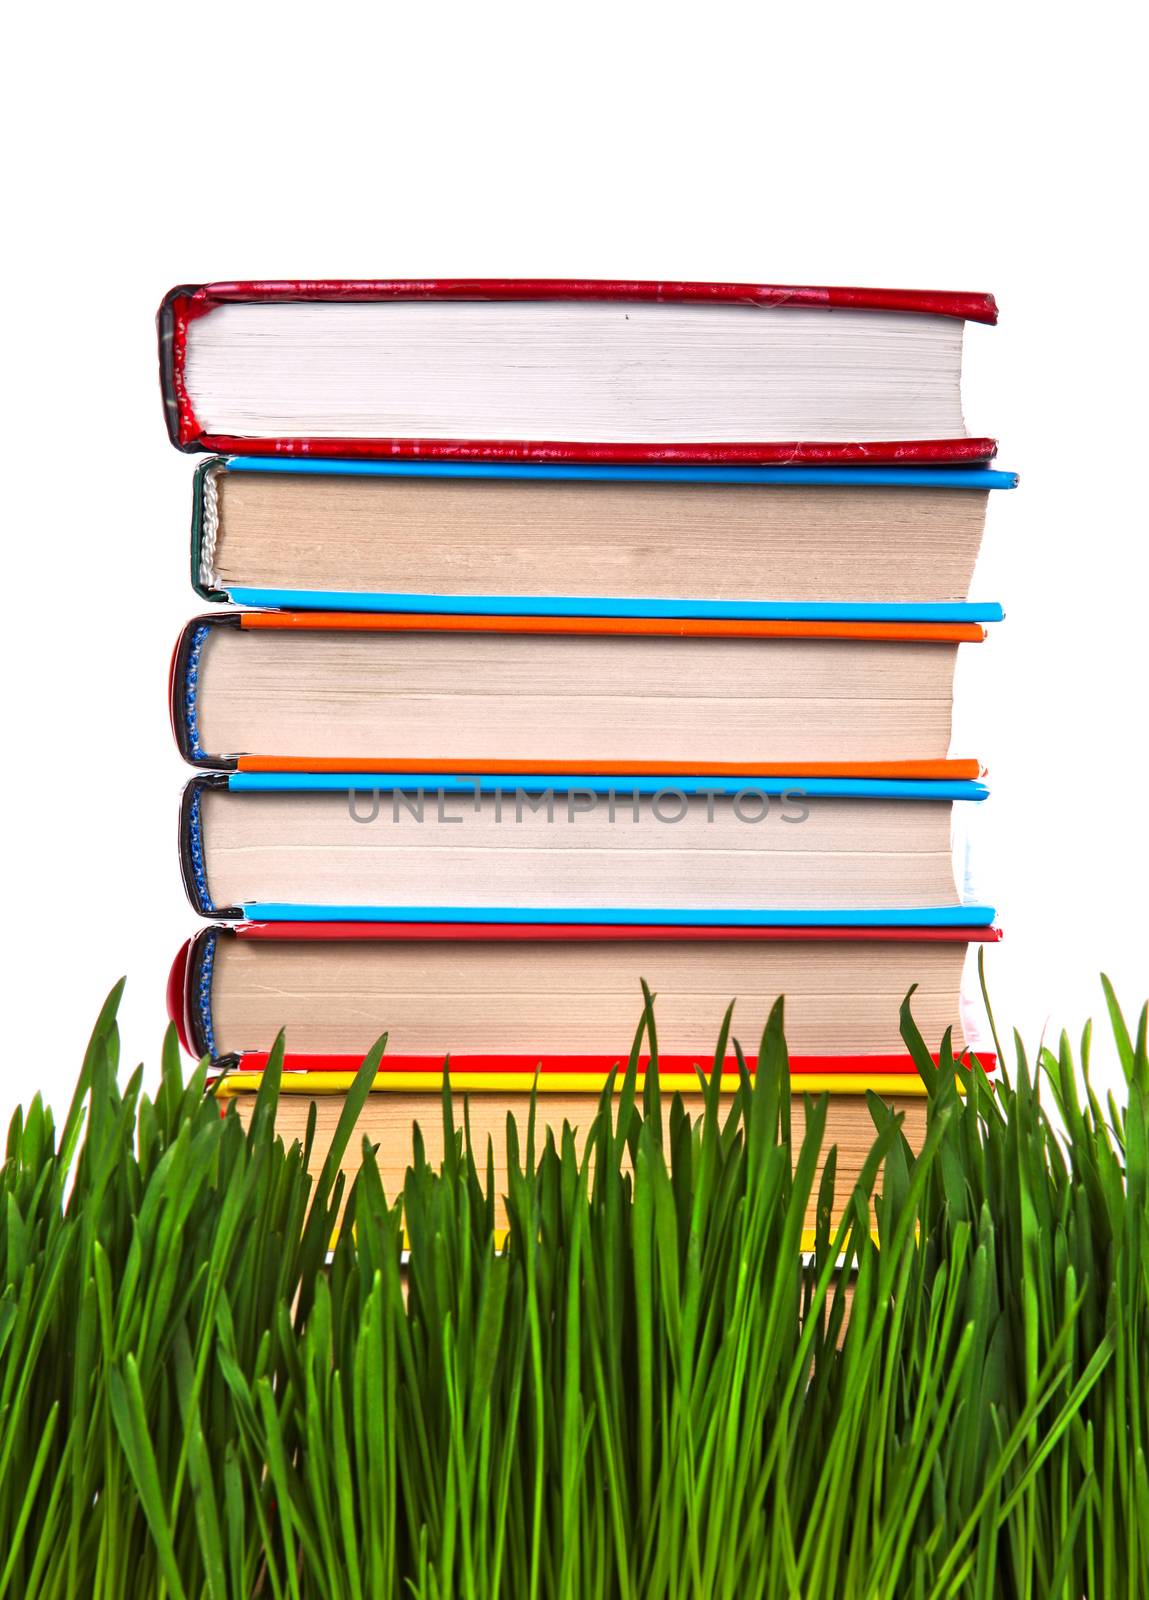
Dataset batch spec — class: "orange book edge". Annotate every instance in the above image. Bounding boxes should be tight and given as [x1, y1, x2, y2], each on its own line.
[237, 755, 984, 777]
[239, 611, 987, 644]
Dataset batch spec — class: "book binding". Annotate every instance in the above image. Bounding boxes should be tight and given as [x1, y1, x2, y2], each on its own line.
[170, 611, 989, 771]
[191, 455, 1017, 610]
[170, 923, 1003, 1073]
[160, 279, 998, 462]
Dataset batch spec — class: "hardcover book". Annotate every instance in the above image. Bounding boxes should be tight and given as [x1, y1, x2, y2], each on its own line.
[208, 1069, 951, 1241]
[171, 612, 989, 774]
[171, 920, 1000, 1077]
[179, 771, 994, 927]
[180, 917, 1000, 1243]
[192, 457, 1014, 621]
[159, 280, 998, 464]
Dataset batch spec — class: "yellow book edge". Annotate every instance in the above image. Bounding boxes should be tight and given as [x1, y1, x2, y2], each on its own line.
[406, 1226, 833, 1253]
[318, 1226, 835, 1254]
[315, 1228, 838, 1254]
[214, 1071, 929, 1098]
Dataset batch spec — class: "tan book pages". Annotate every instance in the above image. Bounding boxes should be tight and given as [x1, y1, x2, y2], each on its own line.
[198, 789, 960, 912]
[226, 1087, 927, 1235]
[212, 473, 988, 605]
[195, 626, 959, 766]
[210, 935, 968, 1060]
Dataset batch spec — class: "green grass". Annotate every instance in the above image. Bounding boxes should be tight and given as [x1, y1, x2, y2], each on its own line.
[1, 962, 1146, 1598]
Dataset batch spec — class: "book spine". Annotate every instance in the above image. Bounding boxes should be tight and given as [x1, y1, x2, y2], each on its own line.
[170, 616, 240, 768]
[175, 926, 236, 1061]
[157, 284, 203, 451]
[166, 938, 193, 1052]
[179, 776, 241, 918]
[190, 459, 230, 602]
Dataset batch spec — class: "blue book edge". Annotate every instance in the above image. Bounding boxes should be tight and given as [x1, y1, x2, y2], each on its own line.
[226, 773, 990, 802]
[226, 588, 1005, 623]
[223, 456, 1018, 490]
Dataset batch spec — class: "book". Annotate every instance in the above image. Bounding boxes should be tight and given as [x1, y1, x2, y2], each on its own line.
[192, 457, 1015, 621]
[171, 612, 988, 773]
[179, 772, 993, 925]
[170, 921, 1000, 1074]
[159, 280, 998, 464]
[210, 1069, 938, 1238]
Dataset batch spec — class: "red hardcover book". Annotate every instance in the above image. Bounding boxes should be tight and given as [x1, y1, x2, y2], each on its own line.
[158, 280, 997, 465]
[170, 922, 1000, 1079]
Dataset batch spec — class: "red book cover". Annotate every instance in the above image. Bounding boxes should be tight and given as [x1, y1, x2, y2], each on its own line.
[158, 279, 998, 465]
[170, 922, 1002, 1075]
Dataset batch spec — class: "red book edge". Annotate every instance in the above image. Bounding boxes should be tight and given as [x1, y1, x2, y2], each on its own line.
[158, 278, 998, 455]
[230, 922, 1005, 945]
[227, 1049, 997, 1077]
[167, 938, 194, 1054]
[185, 434, 1000, 466]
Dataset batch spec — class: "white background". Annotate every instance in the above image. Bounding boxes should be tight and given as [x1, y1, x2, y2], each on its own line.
[2, 3, 1146, 1132]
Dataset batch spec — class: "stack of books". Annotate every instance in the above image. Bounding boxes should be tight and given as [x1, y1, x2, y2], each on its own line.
[161, 279, 1013, 1226]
